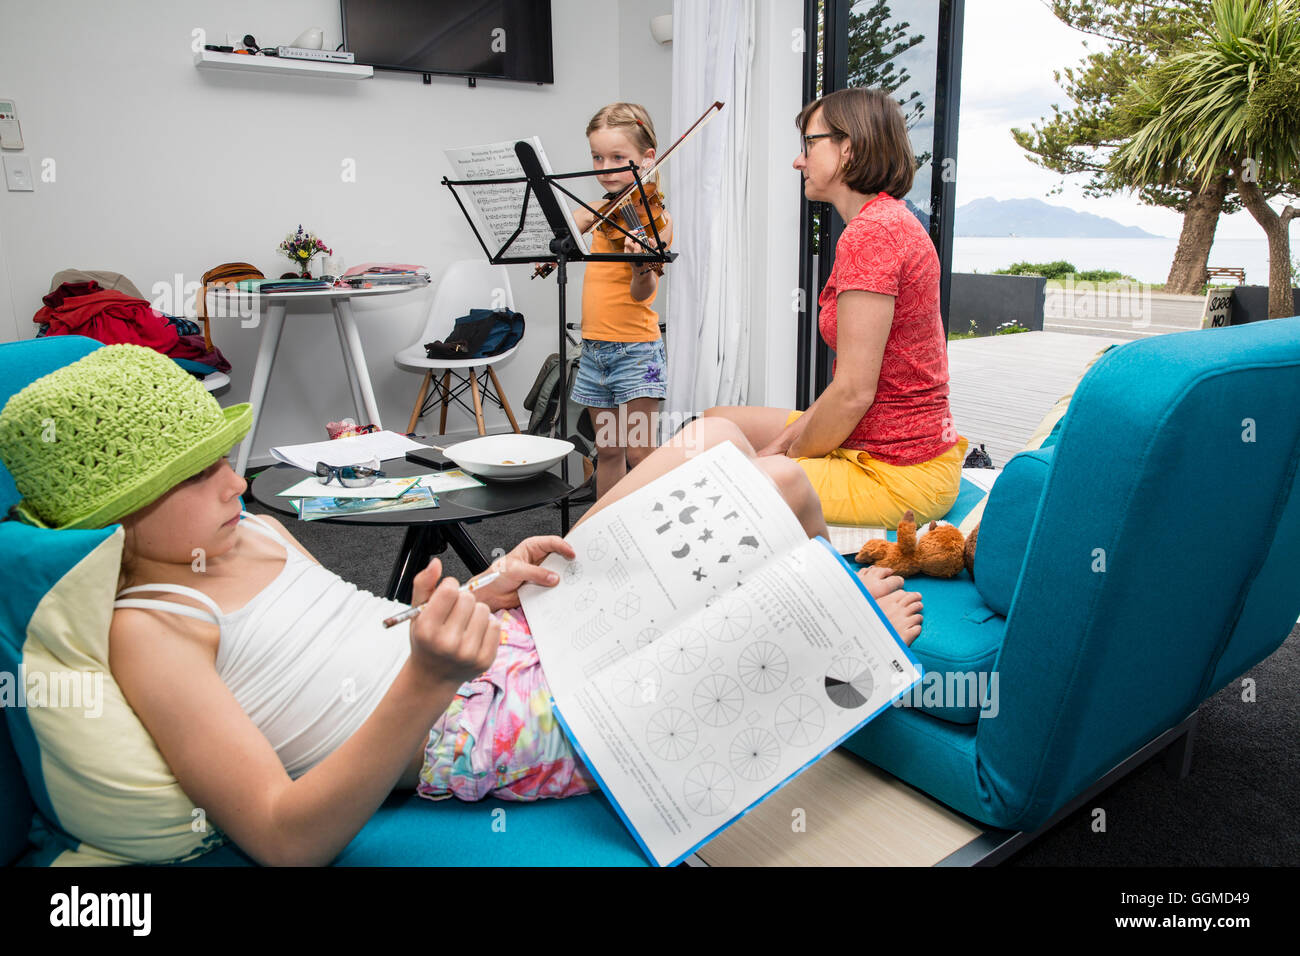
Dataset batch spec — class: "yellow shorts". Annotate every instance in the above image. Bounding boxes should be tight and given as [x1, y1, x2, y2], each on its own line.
[785, 410, 968, 528]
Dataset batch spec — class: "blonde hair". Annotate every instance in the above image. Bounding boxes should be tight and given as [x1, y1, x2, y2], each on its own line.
[587, 102, 661, 188]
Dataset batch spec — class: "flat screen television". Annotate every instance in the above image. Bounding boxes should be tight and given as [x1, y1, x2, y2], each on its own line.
[340, 0, 554, 84]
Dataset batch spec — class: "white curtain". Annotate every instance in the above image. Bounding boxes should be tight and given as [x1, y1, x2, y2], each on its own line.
[665, 0, 755, 433]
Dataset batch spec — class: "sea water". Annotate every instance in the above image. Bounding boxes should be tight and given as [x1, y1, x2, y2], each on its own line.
[952, 236, 1275, 285]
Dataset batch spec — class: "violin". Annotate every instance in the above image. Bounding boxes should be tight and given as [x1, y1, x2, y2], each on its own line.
[531, 101, 724, 281]
[531, 181, 668, 280]
[596, 182, 669, 275]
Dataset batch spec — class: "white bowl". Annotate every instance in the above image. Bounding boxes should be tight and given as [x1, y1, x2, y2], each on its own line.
[441, 434, 575, 481]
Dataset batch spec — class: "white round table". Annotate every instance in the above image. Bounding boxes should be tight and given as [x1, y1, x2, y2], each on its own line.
[207, 282, 429, 475]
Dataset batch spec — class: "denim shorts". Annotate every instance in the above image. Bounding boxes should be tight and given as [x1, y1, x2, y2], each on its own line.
[570, 338, 667, 408]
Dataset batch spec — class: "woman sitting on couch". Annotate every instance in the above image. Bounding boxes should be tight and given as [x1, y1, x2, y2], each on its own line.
[705, 87, 967, 528]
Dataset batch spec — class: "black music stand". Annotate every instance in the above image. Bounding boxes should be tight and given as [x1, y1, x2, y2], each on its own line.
[443, 141, 676, 533]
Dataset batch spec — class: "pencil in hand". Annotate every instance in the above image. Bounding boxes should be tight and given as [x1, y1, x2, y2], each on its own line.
[382, 571, 502, 629]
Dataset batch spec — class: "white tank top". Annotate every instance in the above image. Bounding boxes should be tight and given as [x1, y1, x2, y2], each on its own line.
[113, 513, 412, 778]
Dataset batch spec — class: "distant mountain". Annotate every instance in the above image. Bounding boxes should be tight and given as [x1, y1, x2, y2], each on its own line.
[956, 197, 1161, 239]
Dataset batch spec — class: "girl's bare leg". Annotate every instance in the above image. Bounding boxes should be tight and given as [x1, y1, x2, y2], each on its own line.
[589, 407, 625, 501]
[576, 417, 826, 538]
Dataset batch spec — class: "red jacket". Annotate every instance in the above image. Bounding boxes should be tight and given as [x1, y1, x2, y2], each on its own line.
[36, 287, 178, 352]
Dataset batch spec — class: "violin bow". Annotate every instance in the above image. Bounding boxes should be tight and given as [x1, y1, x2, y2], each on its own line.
[602, 100, 725, 214]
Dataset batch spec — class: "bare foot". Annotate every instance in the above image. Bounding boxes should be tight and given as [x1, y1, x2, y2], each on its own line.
[875, 588, 924, 646]
[857, 565, 904, 600]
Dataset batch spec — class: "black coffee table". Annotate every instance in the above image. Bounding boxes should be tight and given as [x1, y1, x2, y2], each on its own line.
[247, 457, 581, 603]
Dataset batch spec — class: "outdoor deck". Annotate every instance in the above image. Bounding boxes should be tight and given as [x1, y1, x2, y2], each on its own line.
[946, 330, 1126, 467]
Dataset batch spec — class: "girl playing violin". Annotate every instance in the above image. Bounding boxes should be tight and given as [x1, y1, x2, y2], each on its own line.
[570, 102, 673, 500]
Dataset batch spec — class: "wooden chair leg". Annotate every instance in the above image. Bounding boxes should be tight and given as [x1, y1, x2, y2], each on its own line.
[407, 369, 433, 435]
[438, 370, 452, 435]
[468, 367, 486, 435]
[582, 455, 594, 482]
[487, 366, 521, 433]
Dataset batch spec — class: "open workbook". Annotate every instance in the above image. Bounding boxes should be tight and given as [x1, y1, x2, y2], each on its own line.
[518, 442, 924, 866]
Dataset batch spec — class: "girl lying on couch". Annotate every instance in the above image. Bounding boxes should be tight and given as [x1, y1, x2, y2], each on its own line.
[0, 345, 923, 866]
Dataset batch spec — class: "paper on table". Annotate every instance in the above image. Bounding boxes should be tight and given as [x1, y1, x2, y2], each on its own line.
[269, 431, 426, 472]
[416, 470, 485, 494]
[444, 137, 589, 260]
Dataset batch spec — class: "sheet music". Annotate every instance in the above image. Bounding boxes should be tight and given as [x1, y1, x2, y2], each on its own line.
[444, 138, 589, 260]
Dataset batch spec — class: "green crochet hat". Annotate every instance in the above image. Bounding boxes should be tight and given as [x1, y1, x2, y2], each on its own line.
[0, 344, 252, 530]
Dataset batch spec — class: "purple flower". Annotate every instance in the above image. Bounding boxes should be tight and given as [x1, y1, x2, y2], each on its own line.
[643, 365, 664, 384]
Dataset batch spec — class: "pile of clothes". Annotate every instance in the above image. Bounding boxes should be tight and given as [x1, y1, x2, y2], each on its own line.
[35, 280, 231, 375]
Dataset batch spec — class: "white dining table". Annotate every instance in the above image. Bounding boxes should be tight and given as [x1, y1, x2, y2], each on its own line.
[208, 282, 428, 475]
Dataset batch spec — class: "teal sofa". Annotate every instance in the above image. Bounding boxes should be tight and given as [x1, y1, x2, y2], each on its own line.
[844, 315, 1300, 853]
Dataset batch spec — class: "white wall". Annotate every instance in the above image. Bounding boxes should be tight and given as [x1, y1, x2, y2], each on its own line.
[0, 218, 16, 342]
[0, 0, 656, 463]
[1, 0, 799, 460]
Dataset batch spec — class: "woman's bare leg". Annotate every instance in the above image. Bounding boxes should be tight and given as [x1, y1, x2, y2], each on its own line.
[577, 418, 827, 538]
[701, 406, 792, 452]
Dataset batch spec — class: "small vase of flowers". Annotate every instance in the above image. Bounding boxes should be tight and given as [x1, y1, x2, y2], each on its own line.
[279, 225, 332, 278]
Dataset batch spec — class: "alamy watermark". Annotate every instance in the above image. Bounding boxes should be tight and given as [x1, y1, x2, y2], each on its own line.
[1045, 276, 1155, 328]
[890, 669, 1000, 718]
[0, 666, 104, 718]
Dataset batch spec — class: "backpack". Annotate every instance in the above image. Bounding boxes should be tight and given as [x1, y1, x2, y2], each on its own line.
[425, 308, 525, 360]
[523, 351, 594, 455]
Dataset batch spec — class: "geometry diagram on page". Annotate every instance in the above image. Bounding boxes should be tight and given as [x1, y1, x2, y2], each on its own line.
[575, 585, 599, 612]
[824, 657, 874, 710]
[657, 627, 708, 675]
[611, 659, 661, 708]
[701, 596, 751, 643]
[737, 641, 789, 694]
[572, 612, 612, 651]
[581, 645, 628, 678]
[635, 627, 662, 649]
[612, 590, 641, 620]
[606, 561, 630, 589]
[693, 674, 744, 727]
[737, 535, 761, 555]
[729, 727, 781, 781]
[645, 707, 698, 760]
[774, 694, 825, 747]
[683, 762, 735, 816]
[586, 537, 611, 562]
[563, 560, 584, 581]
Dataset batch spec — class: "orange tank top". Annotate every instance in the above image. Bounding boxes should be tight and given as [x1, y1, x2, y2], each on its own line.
[579, 229, 666, 343]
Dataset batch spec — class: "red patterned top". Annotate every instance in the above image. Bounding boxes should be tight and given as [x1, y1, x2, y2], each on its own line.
[817, 193, 956, 466]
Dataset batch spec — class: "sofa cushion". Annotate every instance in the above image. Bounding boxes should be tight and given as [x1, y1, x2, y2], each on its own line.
[899, 575, 1005, 724]
[971, 446, 1055, 618]
[0, 520, 225, 865]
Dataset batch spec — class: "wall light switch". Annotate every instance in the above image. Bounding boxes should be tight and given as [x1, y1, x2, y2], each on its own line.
[3, 155, 34, 191]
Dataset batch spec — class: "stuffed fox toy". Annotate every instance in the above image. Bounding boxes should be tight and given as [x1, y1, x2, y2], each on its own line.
[855, 510, 980, 578]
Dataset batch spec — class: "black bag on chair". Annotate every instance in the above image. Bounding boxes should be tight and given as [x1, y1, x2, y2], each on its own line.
[425, 308, 525, 360]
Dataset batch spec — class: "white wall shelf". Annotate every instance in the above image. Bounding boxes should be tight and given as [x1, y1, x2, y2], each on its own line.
[193, 50, 373, 80]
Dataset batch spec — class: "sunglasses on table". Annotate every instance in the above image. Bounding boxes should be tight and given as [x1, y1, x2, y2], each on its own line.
[315, 459, 386, 487]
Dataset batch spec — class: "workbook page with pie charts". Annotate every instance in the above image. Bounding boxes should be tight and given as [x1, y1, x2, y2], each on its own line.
[519, 441, 923, 866]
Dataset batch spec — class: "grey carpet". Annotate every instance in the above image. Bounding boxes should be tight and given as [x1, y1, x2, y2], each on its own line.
[245, 495, 1300, 866]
